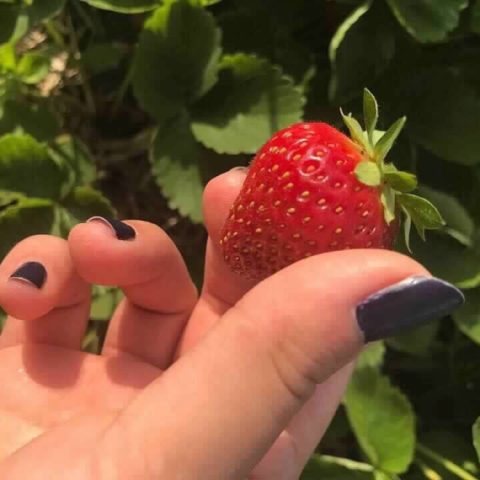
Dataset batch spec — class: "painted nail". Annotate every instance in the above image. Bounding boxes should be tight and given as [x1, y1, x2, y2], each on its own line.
[357, 276, 464, 342]
[10, 261, 47, 289]
[87, 217, 136, 241]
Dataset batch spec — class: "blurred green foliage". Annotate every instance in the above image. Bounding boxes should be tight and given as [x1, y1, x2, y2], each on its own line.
[0, 0, 480, 478]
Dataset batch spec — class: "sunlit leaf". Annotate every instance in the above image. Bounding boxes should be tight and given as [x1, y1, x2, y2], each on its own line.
[344, 368, 415, 474]
[386, 0, 467, 43]
[191, 53, 305, 155]
[0, 134, 67, 200]
[151, 113, 204, 222]
[80, 0, 160, 13]
[133, 0, 222, 123]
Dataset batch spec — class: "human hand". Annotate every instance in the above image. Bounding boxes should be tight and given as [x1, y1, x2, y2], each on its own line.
[0, 168, 463, 479]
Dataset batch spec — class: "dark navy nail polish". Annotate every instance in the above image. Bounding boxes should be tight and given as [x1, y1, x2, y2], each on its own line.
[356, 276, 465, 342]
[10, 262, 47, 289]
[87, 216, 136, 241]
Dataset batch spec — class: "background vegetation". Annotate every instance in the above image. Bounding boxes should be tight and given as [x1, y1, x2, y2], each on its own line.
[0, 0, 479, 478]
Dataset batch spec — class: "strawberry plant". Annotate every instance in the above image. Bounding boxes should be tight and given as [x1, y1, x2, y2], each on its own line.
[0, 0, 480, 478]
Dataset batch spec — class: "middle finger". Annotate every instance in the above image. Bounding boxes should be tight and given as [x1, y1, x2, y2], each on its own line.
[69, 218, 198, 369]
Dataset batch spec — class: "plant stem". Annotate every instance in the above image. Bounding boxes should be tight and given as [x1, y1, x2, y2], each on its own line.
[416, 443, 480, 480]
[415, 459, 442, 480]
[66, 13, 96, 115]
[318, 454, 375, 472]
[111, 60, 133, 115]
[44, 19, 66, 49]
[71, 0, 96, 32]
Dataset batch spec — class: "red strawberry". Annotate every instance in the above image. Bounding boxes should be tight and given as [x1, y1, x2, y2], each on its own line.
[220, 89, 444, 280]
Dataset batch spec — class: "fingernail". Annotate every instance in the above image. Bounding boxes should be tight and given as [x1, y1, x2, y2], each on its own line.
[86, 217, 136, 241]
[10, 262, 47, 289]
[229, 166, 249, 173]
[356, 276, 464, 342]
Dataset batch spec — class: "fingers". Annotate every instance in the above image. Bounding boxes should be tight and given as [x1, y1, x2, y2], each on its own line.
[201, 168, 256, 306]
[99, 250, 459, 479]
[68, 219, 197, 368]
[177, 168, 253, 354]
[0, 235, 91, 349]
[250, 363, 354, 480]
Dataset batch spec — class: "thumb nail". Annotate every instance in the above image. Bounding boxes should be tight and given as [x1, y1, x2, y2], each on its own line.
[229, 166, 249, 174]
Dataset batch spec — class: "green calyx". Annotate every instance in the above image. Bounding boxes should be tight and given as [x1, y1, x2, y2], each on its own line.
[341, 88, 445, 251]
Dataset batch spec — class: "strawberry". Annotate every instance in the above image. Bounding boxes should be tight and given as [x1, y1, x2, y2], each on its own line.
[220, 89, 445, 280]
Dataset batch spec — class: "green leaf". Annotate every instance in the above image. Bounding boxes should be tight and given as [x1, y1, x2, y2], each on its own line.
[9, 13, 29, 44]
[16, 53, 50, 84]
[0, 134, 67, 200]
[397, 193, 445, 240]
[49, 135, 97, 196]
[329, 0, 395, 102]
[58, 186, 115, 235]
[0, 190, 25, 207]
[417, 186, 474, 248]
[344, 368, 415, 474]
[4, 0, 65, 43]
[91, 286, 123, 321]
[0, 44, 16, 72]
[385, 0, 468, 43]
[384, 170, 417, 193]
[80, 0, 160, 13]
[0, 308, 5, 332]
[364, 88, 378, 144]
[474, 418, 480, 462]
[473, 0, 480, 34]
[381, 185, 396, 225]
[355, 161, 382, 187]
[301, 454, 373, 480]
[24, 0, 65, 25]
[402, 69, 480, 166]
[386, 321, 440, 356]
[151, 114, 203, 223]
[453, 289, 480, 345]
[0, 197, 55, 260]
[218, 5, 313, 83]
[190, 0, 221, 5]
[342, 111, 370, 153]
[374, 472, 397, 480]
[0, 100, 60, 142]
[399, 232, 480, 290]
[357, 342, 386, 370]
[0, 4, 20, 44]
[402, 209, 412, 253]
[132, 0, 222, 123]
[82, 43, 125, 75]
[191, 53, 305, 155]
[374, 117, 406, 164]
[63, 186, 114, 221]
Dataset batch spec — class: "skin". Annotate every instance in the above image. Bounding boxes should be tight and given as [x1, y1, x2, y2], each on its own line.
[0, 169, 428, 480]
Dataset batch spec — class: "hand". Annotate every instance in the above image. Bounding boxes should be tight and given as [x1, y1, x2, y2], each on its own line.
[0, 169, 462, 480]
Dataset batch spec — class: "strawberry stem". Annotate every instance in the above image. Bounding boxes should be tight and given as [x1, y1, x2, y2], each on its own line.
[344, 89, 446, 247]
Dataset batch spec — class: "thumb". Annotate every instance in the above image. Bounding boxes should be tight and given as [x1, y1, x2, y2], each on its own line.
[99, 250, 463, 480]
